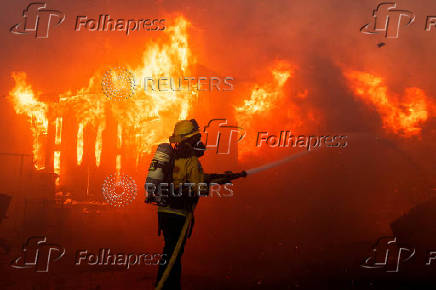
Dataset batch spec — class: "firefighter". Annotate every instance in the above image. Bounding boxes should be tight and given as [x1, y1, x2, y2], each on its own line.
[154, 119, 206, 290]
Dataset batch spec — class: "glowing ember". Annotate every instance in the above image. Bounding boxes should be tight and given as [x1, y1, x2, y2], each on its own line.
[344, 70, 431, 137]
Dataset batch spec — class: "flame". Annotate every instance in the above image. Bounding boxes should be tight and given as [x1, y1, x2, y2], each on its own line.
[70, 15, 197, 168]
[77, 122, 84, 165]
[116, 155, 121, 175]
[95, 123, 105, 167]
[8, 72, 48, 169]
[123, 16, 197, 154]
[55, 117, 62, 145]
[233, 61, 314, 158]
[235, 62, 294, 126]
[117, 124, 122, 149]
[344, 70, 432, 137]
[53, 151, 60, 185]
[9, 16, 197, 184]
[54, 117, 62, 185]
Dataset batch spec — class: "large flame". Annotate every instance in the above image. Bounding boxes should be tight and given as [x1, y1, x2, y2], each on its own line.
[344, 70, 432, 137]
[8, 16, 197, 183]
[9, 72, 48, 169]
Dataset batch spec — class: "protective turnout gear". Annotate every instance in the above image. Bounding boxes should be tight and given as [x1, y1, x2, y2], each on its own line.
[145, 143, 175, 206]
[169, 119, 200, 143]
[157, 155, 204, 217]
[192, 140, 206, 157]
[155, 213, 187, 290]
[150, 119, 206, 290]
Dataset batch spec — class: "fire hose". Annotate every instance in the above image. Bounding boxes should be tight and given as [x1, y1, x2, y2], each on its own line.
[155, 150, 309, 289]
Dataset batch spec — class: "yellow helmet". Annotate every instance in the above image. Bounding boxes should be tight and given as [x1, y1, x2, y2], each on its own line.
[169, 119, 200, 143]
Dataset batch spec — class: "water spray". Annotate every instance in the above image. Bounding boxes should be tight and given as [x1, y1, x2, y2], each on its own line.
[203, 150, 311, 184]
[245, 150, 310, 175]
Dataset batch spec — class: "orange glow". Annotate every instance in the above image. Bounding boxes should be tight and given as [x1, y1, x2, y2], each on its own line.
[95, 123, 104, 167]
[53, 151, 60, 185]
[116, 155, 121, 175]
[8, 72, 48, 169]
[117, 124, 122, 149]
[55, 117, 62, 145]
[77, 122, 84, 165]
[233, 61, 308, 158]
[9, 17, 197, 184]
[235, 62, 294, 126]
[344, 70, 432, 137]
